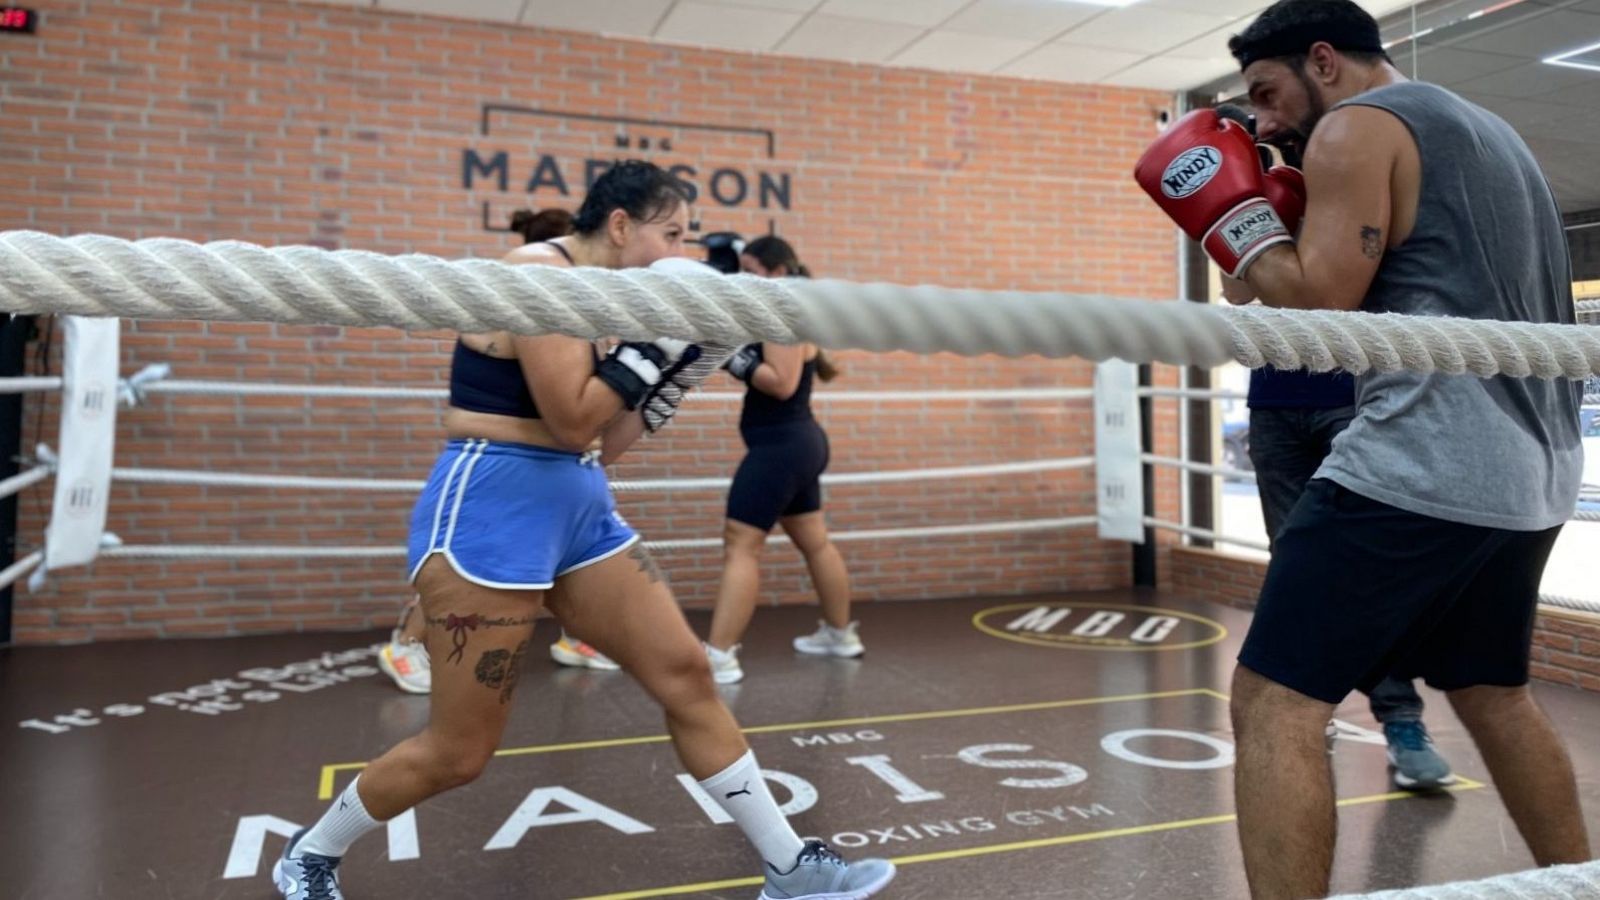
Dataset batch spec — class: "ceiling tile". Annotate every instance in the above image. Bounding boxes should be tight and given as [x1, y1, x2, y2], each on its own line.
[775, 14, 924, 62]
[1142, 0, 1266, 17]
[519, 0, 673, 37]
[1522, 75, 1600, 108]
[1453, 61, 1597, 98]
[1165, 23, 1244, 61]
[377, 0, 523, 22]
[892, 30, 1039, 73]
[1102, 55, 1232, 90]
[1453, 9, 1600, 58]
[1001, 42, 1148, 82]
[1386, 45, 1528, 85]
[815, 0, 973, 28]
[701, 0, 821, 9]
[1057, 7, 1234, 53]
[654, 1, 804, 51]
[939, 0, 1105, 41]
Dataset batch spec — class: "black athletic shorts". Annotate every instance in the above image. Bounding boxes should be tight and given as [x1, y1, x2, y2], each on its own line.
[1238, 478, 1563, 703]
[726, 419, 829, 531]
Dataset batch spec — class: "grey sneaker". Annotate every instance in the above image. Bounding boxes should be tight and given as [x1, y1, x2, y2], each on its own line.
[760, 839, 896, 899]
[793, 621, 865, 658]
[1384, 720, 1455, 790]
[272, 828, 344, 899]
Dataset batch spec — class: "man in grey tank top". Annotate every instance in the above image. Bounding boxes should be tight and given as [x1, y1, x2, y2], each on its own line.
[1136, 1, 1588, 896]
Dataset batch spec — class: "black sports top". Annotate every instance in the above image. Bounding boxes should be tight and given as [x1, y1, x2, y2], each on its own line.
[447, 240, 575, 420]
[739, 355, 816, 429]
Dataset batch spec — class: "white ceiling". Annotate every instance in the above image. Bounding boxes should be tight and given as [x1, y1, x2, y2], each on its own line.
[320, 0, 1422, 90]
[1401, 0, 1600, 212]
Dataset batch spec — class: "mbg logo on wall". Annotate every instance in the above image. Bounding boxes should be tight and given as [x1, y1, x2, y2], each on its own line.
[973, 603, 1226, 651]
[1160, 147, 1221, 199]
[461, 105, 793, 234]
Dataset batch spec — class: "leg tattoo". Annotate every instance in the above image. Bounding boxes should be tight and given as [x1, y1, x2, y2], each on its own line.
[474, 641, 531, 704]
[629, 543, 666, 585]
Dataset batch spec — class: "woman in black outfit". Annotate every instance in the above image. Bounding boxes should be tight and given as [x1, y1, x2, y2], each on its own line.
[703, 237, 860, 685]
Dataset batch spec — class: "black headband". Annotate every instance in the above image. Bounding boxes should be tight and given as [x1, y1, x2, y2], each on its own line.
[1232, 20, 1385, 69]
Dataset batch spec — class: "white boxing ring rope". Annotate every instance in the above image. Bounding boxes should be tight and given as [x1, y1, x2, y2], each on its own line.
[95, 516, 1101, 560]
[0, 238, 1598, 900]
[4, 232, 1600, 380]
[131, 378, 1095, 405]
[107, 456, 1095, 494]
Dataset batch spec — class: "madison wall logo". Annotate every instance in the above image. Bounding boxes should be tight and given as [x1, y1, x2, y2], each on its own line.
[973, 602, 1226, 652]
[461, 105, 793, 234]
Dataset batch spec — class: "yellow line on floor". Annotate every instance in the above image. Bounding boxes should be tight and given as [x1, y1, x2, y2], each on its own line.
[316, 688, 1222, 798]
[569, 779, 1488, 900]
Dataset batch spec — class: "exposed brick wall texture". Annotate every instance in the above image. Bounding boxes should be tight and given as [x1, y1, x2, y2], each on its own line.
[2, 0, 1185, 642]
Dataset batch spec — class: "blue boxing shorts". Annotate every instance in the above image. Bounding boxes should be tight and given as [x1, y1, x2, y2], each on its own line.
[407, 438, 638, 589]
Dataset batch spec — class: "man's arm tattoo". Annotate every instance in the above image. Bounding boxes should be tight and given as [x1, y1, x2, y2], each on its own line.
[1360, 226, 1383, 260]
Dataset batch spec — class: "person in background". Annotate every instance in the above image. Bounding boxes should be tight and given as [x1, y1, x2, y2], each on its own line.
[703, 236, 857, 685]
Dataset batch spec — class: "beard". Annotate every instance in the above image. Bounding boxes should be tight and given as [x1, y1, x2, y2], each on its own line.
[1267, 67, 1327, 169]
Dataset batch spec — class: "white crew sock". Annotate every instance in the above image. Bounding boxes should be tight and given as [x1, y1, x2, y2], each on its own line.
[699, 750, 805, 869]
[295, 775, 383, 859]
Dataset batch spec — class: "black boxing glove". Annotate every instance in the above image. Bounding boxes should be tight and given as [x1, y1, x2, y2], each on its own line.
[597, 339, 690, 410]
[724, 344, 763, 383]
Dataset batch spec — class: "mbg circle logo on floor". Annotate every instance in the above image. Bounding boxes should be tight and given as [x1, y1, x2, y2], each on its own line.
[972, 603, 1226, 652]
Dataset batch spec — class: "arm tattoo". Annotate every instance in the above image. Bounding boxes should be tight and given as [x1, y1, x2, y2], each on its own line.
[474, 640, 531, 704]
[629, 543, 666, 585]
[427, 612, 539, 664]
[1360, 226, 1383, 260]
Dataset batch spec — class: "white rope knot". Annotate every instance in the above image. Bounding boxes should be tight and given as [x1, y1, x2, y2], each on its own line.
[3, 231, 1598, 378]
[118, 362, 171, 408]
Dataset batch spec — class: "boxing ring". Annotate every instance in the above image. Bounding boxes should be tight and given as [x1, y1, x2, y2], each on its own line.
[1, 232, 1599, 898]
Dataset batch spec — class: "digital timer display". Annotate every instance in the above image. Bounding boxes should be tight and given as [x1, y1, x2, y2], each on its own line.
[0, 7, 36, 34]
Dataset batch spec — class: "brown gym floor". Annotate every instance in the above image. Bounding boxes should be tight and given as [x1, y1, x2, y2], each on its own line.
[3, 590, 1599, 899]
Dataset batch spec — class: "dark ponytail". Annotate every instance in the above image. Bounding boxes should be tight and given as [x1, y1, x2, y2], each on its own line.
[508, 207, 575, 244]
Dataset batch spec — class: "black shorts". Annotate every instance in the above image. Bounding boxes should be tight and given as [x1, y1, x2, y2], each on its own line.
[726, 419, 829, 531]
[1238, 478, 1562, 703]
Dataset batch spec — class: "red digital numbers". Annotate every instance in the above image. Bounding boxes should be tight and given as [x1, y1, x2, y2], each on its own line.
[0, 7, 36, 33]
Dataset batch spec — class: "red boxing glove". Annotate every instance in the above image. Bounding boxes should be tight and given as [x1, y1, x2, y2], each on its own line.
[1262, 165, 1306, 236]
[1135, 109, 1293, 277]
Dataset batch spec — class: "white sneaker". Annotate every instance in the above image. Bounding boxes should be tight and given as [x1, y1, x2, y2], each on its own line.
[378, 634, 431, 695]
[793, 621, 864, 658]
[705, 643, 744, 684]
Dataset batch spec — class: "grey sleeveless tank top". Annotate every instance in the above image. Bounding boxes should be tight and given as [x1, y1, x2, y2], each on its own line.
[1316, 81, 1582, 530]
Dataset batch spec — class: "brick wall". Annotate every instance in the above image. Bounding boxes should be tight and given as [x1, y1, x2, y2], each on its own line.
[1169, 545, 1268, 613]
[1169, 546, 1600, 695]
[1, 0, 1183, 643]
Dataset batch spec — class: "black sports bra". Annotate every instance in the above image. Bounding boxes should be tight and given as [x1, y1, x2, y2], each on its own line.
[447, 241, 577, 420]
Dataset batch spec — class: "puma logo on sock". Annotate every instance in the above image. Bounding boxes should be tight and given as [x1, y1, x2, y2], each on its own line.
[725, 781, 752, 799]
